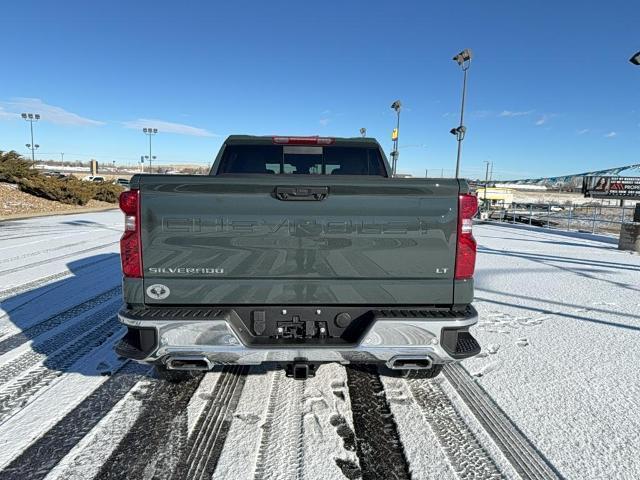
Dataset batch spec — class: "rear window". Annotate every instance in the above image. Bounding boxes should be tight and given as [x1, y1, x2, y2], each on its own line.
[216, 145, 386, 175]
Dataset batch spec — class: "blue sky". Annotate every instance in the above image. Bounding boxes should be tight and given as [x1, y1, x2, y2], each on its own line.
[0, 0, 638, 179]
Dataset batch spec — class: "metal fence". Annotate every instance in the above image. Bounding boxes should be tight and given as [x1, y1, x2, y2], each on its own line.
[484, 202, 637, 235]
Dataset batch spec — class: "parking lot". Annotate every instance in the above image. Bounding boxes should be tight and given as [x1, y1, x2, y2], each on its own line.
[0, 212, 637, 479]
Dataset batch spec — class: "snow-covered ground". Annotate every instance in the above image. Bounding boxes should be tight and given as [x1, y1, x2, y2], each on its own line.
[470, 223, 640, 479]
[0, 211, 638, 480]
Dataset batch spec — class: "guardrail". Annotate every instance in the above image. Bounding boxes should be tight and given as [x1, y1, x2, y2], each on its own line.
[483, 202, 637, 235]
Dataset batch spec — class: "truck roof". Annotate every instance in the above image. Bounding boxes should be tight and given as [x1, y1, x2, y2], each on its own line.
[224, 135, 382, 148]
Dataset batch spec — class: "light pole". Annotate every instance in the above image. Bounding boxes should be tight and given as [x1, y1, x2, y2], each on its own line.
[141, 155, 156, 173]
[21, 113, 40, 162]
[390, 100, 401, 176]
[360, 127, 367, 138]
[25, 143, 39, 159]
[143, 127, 158, 173]
[483, 160, 490, 213]
[451, 48, 472, 178]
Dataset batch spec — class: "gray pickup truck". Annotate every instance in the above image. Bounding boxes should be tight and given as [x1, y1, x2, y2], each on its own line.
[116, 135, 480, 380]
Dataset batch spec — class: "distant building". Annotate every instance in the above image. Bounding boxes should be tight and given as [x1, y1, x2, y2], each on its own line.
[475, 186, 514, 207]
[494, 183, 547, 191]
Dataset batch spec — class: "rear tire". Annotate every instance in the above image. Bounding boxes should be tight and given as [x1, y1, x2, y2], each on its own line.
[154, 365, 198, 383]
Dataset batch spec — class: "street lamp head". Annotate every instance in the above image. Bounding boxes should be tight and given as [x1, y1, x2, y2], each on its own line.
[34, 114, 40, 120]
[26, 144, 31, 148]
[27, 113, 34, 119]
[153, 128, 158, 134]
[453, 48, 472, 66]
[630, 51, 640, 66]
[390, 100, 402, 112]
[143, 128, 148, 133]
[21, 113, 27, 119]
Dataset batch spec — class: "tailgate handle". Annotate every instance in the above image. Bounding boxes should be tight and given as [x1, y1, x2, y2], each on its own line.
[275, 186, 329, 201]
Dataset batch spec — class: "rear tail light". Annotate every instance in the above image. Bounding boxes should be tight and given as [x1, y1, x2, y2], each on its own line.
[455, 194, 478, 280]
[119, 189, 142, 278]
[272, 136, 335, 145]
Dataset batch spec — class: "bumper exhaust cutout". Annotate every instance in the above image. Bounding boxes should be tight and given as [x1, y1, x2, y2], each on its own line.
[166, 356, 213, 371]
[387, 355, 434, 370]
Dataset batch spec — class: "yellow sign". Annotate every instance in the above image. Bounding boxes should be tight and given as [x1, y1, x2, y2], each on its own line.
[391, 128, 398, 141]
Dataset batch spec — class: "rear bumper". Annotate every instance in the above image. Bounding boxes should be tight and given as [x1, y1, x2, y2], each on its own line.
[116, 306, 480, 367]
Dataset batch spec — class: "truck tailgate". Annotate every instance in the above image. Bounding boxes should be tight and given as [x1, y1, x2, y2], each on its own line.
[138, 176, 460, 305]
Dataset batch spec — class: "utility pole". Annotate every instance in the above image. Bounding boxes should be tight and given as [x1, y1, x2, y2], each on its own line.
[450, 49, 472, 178]
[143, 127, 158, 173]
[390, 100, 401, 176]
[21, 113, 40, 162]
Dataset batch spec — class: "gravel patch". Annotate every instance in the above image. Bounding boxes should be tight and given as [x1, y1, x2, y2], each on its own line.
[0, 182, 115, 218]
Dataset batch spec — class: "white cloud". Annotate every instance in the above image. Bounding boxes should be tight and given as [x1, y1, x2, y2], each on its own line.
[470, 110, 493, 118]
[122, 118, 217, 137]
[2, 97, 104, 126]
[0, 107, 19, 120]
[499, 110, 534, 117]
[319, 118, 330, 127]
[577, 128, 590, 135]
[604, 131, 617, 138]
[534, 114, 556, 126]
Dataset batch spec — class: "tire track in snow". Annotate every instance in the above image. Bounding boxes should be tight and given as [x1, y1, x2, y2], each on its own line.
[253, 369, 306, 480]
[48, 371, 218, 480]
[0, 255, 118, 303]
[405, 373, 503, 479]
[444, 364, 561, 480]
[0, 288, 120, 356]
[211, 367, 273, 480]
[0, 241, 118, 276]
[345, 365, 411, 480]
[171, 366, 248, 480]
[0, 362, 149, 480]
[0, 234, 115, 265]
[0, 300, 119, 385]
[232, 365, 361, 480]
[0, 315, 122, 423]
[0, 272, 71, 302]
[94, 373, 204, 480]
